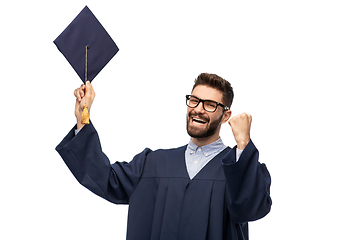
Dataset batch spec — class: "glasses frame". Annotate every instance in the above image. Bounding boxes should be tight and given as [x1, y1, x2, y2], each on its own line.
[186, 95, 229, 112]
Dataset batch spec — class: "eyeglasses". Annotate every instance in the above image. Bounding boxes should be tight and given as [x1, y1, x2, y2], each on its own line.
[186, 95, 229, 112]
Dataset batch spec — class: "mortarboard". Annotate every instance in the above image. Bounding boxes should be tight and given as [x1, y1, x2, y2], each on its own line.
[54, 5, 119, 124]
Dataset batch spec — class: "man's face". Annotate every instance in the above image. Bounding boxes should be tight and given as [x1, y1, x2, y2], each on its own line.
[186, 85, 230, 139]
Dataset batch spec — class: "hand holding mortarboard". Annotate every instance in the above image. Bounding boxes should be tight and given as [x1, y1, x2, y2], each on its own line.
[74, 81, 95, 129]
[54, 6, 119, 124]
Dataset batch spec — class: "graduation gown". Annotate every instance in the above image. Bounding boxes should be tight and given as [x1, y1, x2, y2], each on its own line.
[56, 123, 272, 240]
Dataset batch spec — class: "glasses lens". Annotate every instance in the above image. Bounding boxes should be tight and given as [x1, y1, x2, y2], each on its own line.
[203, 100, 217, 112]
[187, 96, 199, 107]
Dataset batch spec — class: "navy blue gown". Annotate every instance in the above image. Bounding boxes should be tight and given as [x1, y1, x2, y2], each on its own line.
[56, 123, 272, 240]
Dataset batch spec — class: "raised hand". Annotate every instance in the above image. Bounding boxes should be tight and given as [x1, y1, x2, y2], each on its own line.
[74, 81, 96, 129]
[228, 113, 252, 150]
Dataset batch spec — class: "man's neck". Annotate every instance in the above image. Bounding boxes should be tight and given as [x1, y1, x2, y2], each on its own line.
[191, 134, 220, 147]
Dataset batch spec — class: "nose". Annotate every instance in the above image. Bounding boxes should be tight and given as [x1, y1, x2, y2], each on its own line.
[194, 101, 206, 113]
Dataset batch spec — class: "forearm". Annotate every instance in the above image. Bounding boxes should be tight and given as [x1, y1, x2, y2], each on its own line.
[222, 140, 272, 223]
[56, 122, 150, 204]
[56, 123, 113, 200]
[76, 118, 85, 130]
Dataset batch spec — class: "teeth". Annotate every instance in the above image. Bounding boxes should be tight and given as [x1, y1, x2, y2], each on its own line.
[193, 117, 206, 123]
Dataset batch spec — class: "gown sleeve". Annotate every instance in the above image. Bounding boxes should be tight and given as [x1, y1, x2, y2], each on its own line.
[55, 122, 151, 204]
[222, 140, 272, 223]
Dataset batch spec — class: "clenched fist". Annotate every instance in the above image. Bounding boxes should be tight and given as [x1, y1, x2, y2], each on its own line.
[74, 81, 96, 129]
[228, 113, 252, 150]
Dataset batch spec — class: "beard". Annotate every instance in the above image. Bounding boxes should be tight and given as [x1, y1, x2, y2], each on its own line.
[186, 111, 223, 139]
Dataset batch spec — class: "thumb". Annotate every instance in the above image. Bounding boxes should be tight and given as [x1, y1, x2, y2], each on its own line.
[85, 80, 90, 89]
[85, 81, 94, 93]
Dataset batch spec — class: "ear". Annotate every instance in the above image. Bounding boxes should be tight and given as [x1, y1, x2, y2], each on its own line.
[221, 110, 232, 124]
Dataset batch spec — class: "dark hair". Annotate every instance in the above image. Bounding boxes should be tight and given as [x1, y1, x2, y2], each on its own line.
[192, 73, 234, 109]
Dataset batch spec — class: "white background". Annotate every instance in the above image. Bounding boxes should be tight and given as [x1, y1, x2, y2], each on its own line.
[1, 0, 343, 239]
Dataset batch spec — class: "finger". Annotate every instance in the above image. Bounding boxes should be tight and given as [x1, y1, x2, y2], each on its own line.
[85, 81, 93, 94]
[74, 85, 85, 101]
[74, 88, 81, 101]
[79, 86, 85, 98]
[228, 118, 233, 127]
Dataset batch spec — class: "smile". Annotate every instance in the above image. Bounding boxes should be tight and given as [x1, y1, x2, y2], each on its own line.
[192, 117, 207, 124]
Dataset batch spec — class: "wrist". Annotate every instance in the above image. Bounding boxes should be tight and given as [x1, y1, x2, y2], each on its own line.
[236, 140, 250, 150]
[76, 117, 85, 130]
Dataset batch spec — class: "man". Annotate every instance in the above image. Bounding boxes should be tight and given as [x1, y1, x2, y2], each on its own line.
[56, 73, 272, 240]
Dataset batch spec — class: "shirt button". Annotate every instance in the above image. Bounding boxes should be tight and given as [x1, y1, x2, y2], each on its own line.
[198, 149, 202, 152]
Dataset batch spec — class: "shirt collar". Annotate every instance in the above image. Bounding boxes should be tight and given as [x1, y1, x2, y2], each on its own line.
[187, 138, 226, 157]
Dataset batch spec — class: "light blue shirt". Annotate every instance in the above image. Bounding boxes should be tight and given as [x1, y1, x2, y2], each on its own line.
[75, 128, 82, 135]
[185, 138, 242, 179]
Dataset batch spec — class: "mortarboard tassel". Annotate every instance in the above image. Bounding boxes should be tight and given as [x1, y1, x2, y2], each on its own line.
[81, 45, 90, 124]
[81, 102, 89, 124]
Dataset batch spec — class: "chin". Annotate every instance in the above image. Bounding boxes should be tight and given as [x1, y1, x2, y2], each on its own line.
[187, 125, 215, 139]
[186, 114, 222, 139]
